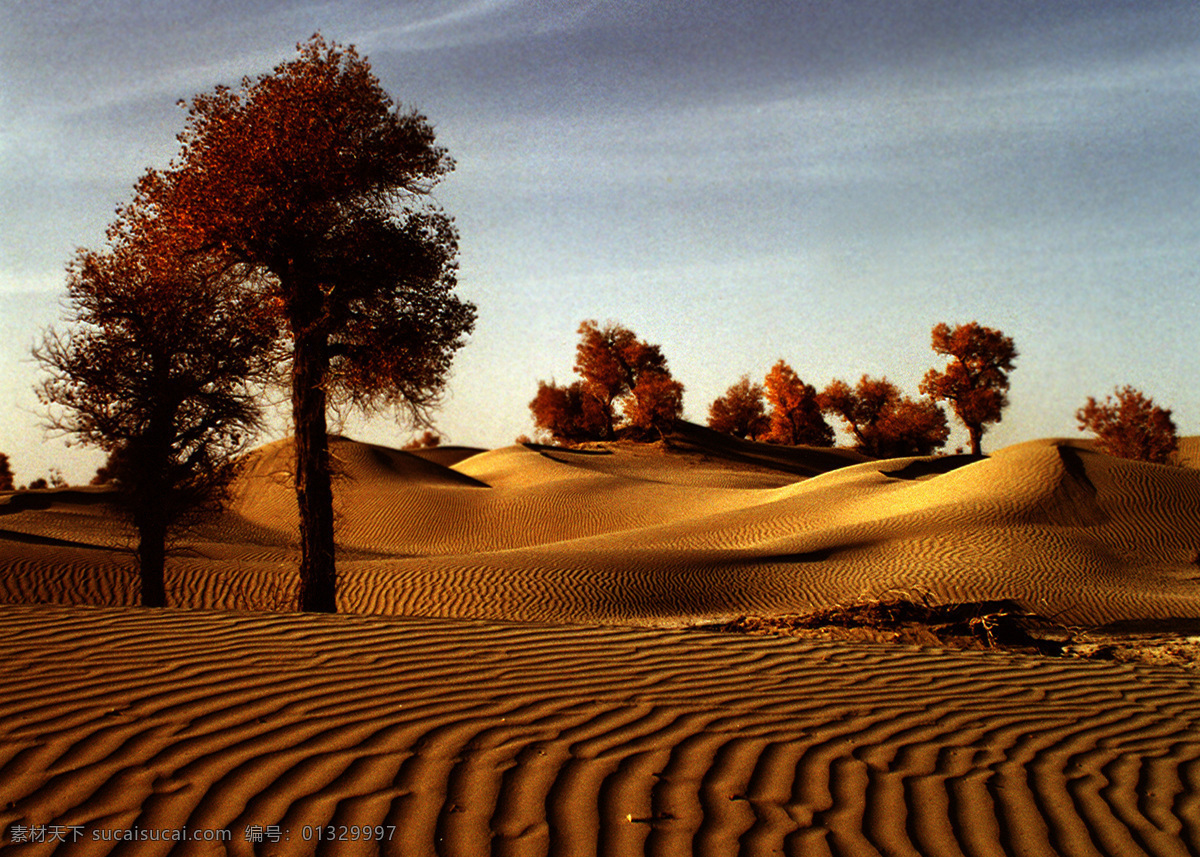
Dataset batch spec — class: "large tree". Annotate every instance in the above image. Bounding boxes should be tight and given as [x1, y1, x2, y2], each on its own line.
[920, 322, 1017, 455]
[821, 375, 949, 458]
[0, 454, 12, 492]
[126, 36, 476, 612]
[1077, 386, 1178, 464]
[36, 229, 276, 607]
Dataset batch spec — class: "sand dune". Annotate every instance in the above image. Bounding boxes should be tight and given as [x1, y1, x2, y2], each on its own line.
[2, 426, 1199, 854]
[2, 428, 1199, 625]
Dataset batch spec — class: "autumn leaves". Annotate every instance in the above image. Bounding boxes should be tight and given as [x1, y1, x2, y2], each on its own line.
[531, 320, 1018, 457]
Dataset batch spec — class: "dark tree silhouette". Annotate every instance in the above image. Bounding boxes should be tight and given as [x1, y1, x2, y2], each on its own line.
[1076, 386, 1178, 464]
[762, 360, 834, 447]
[821, 375, 949, 458]
[531, 321, 683, 444]
[91, 454, 118, 486]
[0, 454, 12, 491]
[708, 375, 769, 439]
[125, 36, 476, 612]
[920, 322, 1017, 455]
[36, 229, 276, 607]
[403, 430, 442, 450]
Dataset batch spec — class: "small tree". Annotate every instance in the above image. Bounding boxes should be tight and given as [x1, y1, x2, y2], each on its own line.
[1076, 386, 1178, 464]
[920, 322, 1017, 455]
[37, 229, 277, 607]
[91, 457, 117, 486]
[822, 375, 949, 457]
[0, 454, 12, 491]
[708, 375, 769, 439]
[403, 429, 442, 450]
[531, 321, 683, 444]
[762, 360, 834, 447]
[127, 36, 476, 612]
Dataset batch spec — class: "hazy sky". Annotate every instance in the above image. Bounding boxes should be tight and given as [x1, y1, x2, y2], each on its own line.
[2, 0, 1198, 483]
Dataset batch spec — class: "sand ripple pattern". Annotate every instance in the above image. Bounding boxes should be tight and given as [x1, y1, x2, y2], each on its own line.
[1, 605, 1198, 857]
[3, 435, 1200, 626]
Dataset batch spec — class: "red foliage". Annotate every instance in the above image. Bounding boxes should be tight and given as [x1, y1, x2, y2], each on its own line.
[529, 380, 610, 444]
[1076, 386, 1178, 464]
[624, 371, 685, 438]
[124, 35, 476, 612]
[531, 321, 683, 444]
[707, 375, 769, 439]
[762, 361, 834, 447]
[821, 375, 949, 457]
[920, 322, 1017, 455]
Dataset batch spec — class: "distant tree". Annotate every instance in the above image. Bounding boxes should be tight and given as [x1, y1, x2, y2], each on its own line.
[531, 321, 683, 444]
[822, 375, 949, 457]
[1076, 386, 1178, 464]
[708, 375, 769, 439]
[91, 454, 118, 486]
[882, 397, 953, 457]
[48, 467, 67, 489]
[27, 478, 48, 491]
[125, 35, 476, 612]
[403, 429, 442, 450]
[0, 453, 12, 491]
[529, 380, 609, 444]
[762, 360, 834, 447]
[574, 320, 670, 438]
[36, 228, 277, 607]
[920, 322, 1017, 455]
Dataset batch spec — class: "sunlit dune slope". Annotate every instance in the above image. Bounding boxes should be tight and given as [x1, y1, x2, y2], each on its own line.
[1, 427, 1198, 626]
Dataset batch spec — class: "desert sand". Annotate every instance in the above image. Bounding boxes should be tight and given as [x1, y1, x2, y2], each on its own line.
[1, 423, 1199, 855]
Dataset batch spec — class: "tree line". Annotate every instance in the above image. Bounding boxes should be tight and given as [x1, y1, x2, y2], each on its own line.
[529, 320, 1182, 465]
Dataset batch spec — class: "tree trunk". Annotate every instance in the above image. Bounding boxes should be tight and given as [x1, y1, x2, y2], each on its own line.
[969, 425, 983, 456]
[133, 419, 172, 609]
[291, 282, 337, 613]
[135, 514, 168, 608]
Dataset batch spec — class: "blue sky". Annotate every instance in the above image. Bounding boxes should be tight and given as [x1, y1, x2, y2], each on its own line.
[2, 0, 1198, 483]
